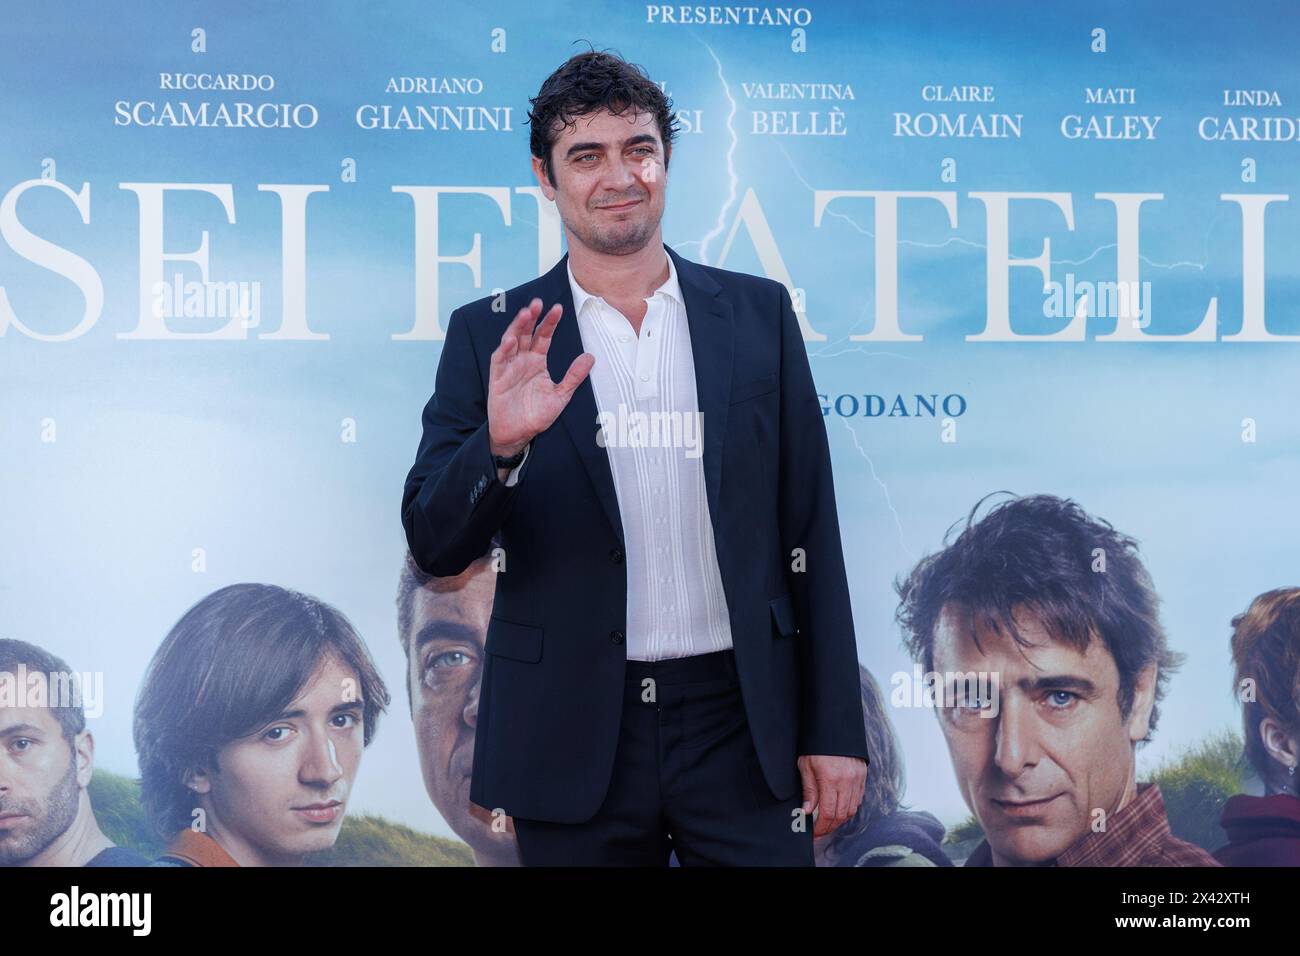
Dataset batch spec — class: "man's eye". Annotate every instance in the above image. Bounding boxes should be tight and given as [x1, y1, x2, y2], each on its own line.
[948, 687, 986, 708]
[264, 726, 292, 742]
[331, 713, 360, 729]
[1047, 691, 1078, 709]
[434, 650, 470, 668]
[10, 738, 33, 752]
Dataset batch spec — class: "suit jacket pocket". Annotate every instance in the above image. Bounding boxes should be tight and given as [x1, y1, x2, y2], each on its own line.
[769, 592, 797, 639]
[729, 373, 778, 405]
[485, 616, 544, 663]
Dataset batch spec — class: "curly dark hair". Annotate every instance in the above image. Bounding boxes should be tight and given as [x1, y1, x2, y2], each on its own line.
[527, 46, 680, 188]
[894, 492, 1183, 741]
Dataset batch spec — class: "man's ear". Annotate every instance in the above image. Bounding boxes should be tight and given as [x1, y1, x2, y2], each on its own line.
[73, 729, 95, 788]
[1258, 716, 1300, 776]
[1126, 662, 1159, 743]
[183, 765, 213, 796]
[531, 154, 556, 201]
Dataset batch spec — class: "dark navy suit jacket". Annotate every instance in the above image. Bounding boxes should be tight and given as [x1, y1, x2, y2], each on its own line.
[401, 243, 869, 823]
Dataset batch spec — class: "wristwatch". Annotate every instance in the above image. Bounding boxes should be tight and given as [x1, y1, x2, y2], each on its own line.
[492, 442, 529, 471]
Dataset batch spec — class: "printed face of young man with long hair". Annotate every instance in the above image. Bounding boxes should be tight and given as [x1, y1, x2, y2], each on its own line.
[533, 106, 669, 257]
[0, 703, 88, 865]
[185, 654, 364, 866]
[406, 556, 519, 865]
[932, 605, 1157, 866]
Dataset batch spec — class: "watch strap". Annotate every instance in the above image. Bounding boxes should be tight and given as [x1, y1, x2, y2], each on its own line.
[492, 443, 528, 470]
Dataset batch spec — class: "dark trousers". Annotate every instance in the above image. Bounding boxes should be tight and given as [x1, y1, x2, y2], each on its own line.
[511, 648, 813, 866]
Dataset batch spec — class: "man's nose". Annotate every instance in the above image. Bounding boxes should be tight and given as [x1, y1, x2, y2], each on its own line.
[992, 696, 1040, 777]
[464, 679, 479, 729]
[300, 731, 346, 787]
[604, 159, 640, 191]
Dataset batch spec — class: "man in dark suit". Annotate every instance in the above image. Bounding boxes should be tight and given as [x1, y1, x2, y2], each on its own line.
[401, 50, 868, 865]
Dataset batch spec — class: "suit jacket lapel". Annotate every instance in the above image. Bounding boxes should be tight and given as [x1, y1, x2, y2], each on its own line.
[668, 244, 733, 551]
[542, 242, 734, 552]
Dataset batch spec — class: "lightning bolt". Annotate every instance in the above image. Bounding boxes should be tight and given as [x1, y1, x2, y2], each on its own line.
[694, 39, 739, 266]
[776, 143, 1210, 271]
[838, 417, 916, 562]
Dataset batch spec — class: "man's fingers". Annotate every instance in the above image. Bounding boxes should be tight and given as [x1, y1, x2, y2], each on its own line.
[494, 299, 545, 369]
[529, 303, 563, 354]
[491, 300, 582, 410]
[816, 772, 864, 836]
[491, 331, 519, 372]
[814, 786, 841, 837]
[499, 298, 542, 351]
[799, 759, 818, 817]
[511, 297, 543, 335]
[555, 352, 595, 399]
[811, 783, 827, 835]
[822, 785, 846, 832]
[848, 765, 867, 819]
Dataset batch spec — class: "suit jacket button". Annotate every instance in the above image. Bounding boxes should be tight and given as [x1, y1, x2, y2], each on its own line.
[609, 548, 624, 564]
[610, 630, 624, 645]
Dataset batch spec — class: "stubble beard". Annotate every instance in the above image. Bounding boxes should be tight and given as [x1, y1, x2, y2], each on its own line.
[567, 200, 660, 257]
[0, 754, 80, 865]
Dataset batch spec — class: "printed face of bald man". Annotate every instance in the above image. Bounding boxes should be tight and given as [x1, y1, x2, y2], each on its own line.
[405, 557, 519, 865]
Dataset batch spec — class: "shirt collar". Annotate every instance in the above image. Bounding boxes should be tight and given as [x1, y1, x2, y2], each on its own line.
[566, 246, 681, 318]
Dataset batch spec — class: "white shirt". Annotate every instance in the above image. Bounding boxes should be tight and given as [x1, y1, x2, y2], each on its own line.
[567, 248, 734, 661]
